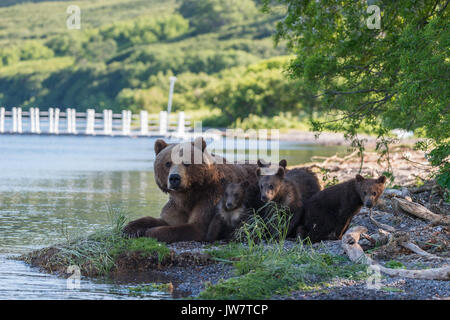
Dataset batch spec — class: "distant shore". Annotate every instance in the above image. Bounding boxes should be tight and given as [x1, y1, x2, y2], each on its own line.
[216, 128, 418, 146]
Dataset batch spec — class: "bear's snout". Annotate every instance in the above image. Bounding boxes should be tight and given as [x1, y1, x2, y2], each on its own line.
[225, 202, 234, 210]
[169, 174, 181, 189]
[261, 195, 269, 202]
[364, 199, 373, 208]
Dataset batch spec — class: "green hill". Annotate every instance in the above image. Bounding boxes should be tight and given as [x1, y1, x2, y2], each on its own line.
[0, 0, 300, 126]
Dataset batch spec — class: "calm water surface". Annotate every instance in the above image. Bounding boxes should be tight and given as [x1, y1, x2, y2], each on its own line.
[0, 135, 346, 299]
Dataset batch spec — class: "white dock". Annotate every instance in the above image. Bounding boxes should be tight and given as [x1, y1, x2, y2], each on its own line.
[0, 107, 192, 138]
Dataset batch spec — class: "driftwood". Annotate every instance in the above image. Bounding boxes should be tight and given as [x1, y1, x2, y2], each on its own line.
[394, 197, 450, 225]
[362, 209, 447, 261]
[367, 209, 396, 232]
[310, 150, 359, 166]
[409, 185, 433, 194]
[400, 242, 449, 262]
[341, 226, 450, 281]
[383, 188, 410, 199]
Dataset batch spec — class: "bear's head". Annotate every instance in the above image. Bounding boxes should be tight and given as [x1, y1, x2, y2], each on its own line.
[256, 162, 287, 202]
[355, 174, 387, 208]
[153, 137, 218, 193]
[221, 181, 250, 211]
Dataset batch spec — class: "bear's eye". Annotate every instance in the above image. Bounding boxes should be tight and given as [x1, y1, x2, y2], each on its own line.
[269, 185, 274, 190]
[165, 161, 171, 168]
[372, 192, 376, 196]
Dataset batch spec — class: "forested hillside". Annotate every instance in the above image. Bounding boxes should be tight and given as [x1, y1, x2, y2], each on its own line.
[0, 0, 302, 127]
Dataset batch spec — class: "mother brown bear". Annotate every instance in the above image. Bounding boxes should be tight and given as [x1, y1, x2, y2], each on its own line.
[122, 137, 257, 243]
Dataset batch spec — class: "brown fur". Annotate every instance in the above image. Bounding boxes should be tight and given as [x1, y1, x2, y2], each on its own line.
[122, 137, 257, 243]
[206, 179, 263, 241]
[298, 175, 386, 242]
[256, 160, 321, 237]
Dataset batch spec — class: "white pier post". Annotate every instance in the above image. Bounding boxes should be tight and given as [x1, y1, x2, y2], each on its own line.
[49, 108, 55, 133]
[30, 108, 35, 133]
[72, 109, 77, 134]
[122, 110, 131, 135]
[17, 108, 22, 133]
[159, 111, 167, 135]
[86, 109, 95, 135]
[12, 107, 17, 133]
[54, 108, 60, 134]
[177, 111, 185, 137]
[103, 109, 113, 135]
[0, 107, 4, 133]
[35, 108, 40, 134]
[66, 108, 72, 133]
[140, 110, 148, 136]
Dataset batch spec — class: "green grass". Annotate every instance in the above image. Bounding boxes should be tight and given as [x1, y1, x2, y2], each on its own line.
[202, 242, 367, 300]
[384, 260, 406, 269]
[0, 0, 176, 46]
[0, 57, 74, 76]
[381, 286, 404, 293]
[24, 206, 170, 276]
[128, 283, 173, 297]
[200, 204, 368, 300]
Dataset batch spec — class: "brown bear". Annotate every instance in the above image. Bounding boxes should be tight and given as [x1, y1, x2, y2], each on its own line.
[206, 179, 263, 241]
[256, 160, 321, 237]
[122, 137, 257, 243]
[297, 174, 387, 243]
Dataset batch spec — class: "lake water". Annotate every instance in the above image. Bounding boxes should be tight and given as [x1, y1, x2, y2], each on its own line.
[0, 134, 346, 299]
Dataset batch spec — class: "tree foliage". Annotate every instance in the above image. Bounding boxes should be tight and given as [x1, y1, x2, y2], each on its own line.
[263, 0, 450, 187]
[178, 0, 258, 33]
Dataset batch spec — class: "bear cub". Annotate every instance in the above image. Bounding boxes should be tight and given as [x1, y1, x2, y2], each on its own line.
[206, 180, 263, 241]
[298, 174, 387, 242]
[256, 160, 321, 237]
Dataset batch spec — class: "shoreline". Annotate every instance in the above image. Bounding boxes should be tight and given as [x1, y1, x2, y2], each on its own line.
[15, 148, 449, 299]
[1, 129, 419, 147]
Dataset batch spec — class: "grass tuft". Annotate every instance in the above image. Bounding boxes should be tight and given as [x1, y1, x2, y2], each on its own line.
[201, 204, 368, 299]
[22, 206, 170, 276]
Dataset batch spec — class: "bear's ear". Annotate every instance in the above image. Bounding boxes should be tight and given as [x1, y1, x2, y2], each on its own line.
[241, 180, 250, 188]
[279, 159, 287, 169]
[256, 168, 261, 177]
[193, 137, 207, 152]
[276, 167, 285, 178]
[155, 139, 168, 155]
[377, 176, 387, 184]
[355, 174, 364, 182]
[257, 159, 270, 168]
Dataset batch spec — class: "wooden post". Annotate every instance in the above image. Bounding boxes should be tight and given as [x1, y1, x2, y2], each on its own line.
[140, 110, 148, 135]
[67, 108, 77, 134]
[86, 109, 95, 135]
[177, 111, 185, 136]
[103, 109, 113, 135]
[54, 108, 60, 134]
[66, 108, 72, 133]
[49, 108, 55, 133]
[17, 107, 22, 133]
[12, 107, 17, 133]
[167, 76, 177, 115]
[122, 110, 131, 135]
[35, 108, 40, 134]
[0, 107, 4, 133]
[159, 111, 167, 135]
[30, 107, 35, 133]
